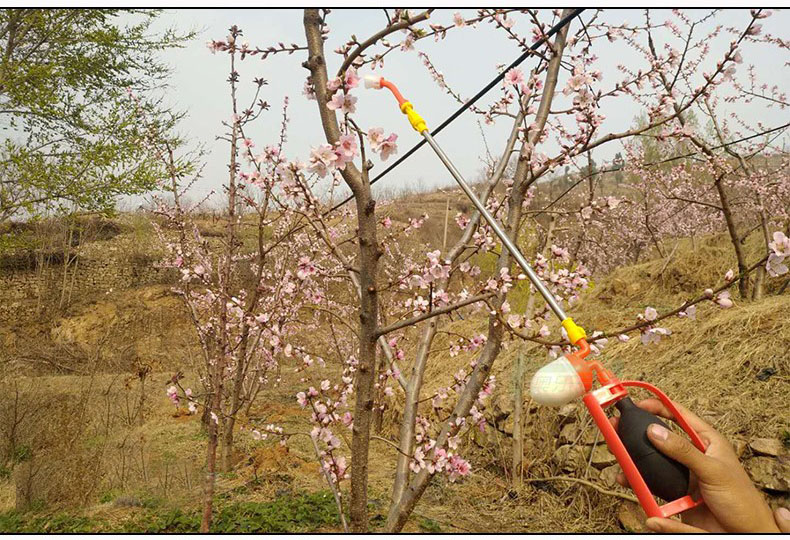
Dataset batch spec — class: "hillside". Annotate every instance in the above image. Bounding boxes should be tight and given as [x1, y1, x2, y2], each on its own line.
[0, 209, 788, 533]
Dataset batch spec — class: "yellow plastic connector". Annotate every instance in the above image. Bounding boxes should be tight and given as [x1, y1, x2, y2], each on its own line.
[400, 101, 428, 133]
[561, 317, 587, 345]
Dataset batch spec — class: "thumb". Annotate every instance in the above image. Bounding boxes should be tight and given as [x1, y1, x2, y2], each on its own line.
[775, 507, 790, 533]
[646, 517, 707, 533]
[646, 423, 718, 482]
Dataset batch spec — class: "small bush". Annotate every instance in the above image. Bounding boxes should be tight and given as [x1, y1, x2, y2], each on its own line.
[0, 511, 101, 533]
[418, 517, 442, 533]
[122, 490, 341, 533]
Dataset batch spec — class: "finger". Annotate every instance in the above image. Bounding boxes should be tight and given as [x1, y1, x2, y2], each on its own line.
[645, 423, 719, 482]
[609, 415, 619, 431]
[775, 507, 790, 533]
[635, 398, 718, 440]
[645, 517, 707, 533]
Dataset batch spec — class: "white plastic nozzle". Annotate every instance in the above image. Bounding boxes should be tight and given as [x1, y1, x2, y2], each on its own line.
[529, 357, 586, 407]
[363, 75, 382, 89]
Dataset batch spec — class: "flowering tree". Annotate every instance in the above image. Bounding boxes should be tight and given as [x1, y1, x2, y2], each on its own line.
[140, 25, 334, 531]
[149, 8, 788, 533]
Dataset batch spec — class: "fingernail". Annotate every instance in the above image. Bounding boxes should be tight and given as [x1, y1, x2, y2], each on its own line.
[778, 507, 790, 521]
[649, 423, 669, 441]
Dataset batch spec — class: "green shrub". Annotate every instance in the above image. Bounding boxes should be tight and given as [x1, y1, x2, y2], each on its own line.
[0, 490, 341, 533]
[0, 511, 101, 533]
[418, 517, 442, 533]
[125, 490, 340, 533]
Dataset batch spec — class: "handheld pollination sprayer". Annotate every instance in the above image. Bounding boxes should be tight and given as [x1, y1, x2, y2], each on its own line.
[363, 75, 708, 519]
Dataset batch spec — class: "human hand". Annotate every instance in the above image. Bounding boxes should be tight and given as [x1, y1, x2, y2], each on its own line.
[611, 398, 780, 533]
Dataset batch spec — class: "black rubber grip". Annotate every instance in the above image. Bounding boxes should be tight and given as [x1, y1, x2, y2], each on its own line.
[615, 397, 690, 502]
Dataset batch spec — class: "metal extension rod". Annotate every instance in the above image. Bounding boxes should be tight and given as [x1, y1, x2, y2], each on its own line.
[421, 131, 568, 322]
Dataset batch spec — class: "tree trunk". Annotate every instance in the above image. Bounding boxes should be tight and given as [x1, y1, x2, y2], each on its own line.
[138, 375, 146, 427]
[346, 186, 382, 533]
[220, 337, 248, 472]
[714, 178, 749, 298]
[200, 403, 219, 533]
[303, 9, 382, 531]
[752, 266, 765, 301]
[388, 320, 438, 515]
[220, 422, 234, 473]
[511, 351, 525, 486]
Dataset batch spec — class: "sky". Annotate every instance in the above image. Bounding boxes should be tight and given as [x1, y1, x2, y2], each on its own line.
[133, 8, 789, 207]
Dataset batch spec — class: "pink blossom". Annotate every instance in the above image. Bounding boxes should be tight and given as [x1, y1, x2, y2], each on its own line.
[724, 269, 735, 282]
[344, 67, 360, 89]
[644, 307, 658, 321]
[504, 68, 525, 87]
[678, 304, 697, 320]
[368, 127, 398, 160]
[307, 144, 338, 177]
[326, 92, 357, 114]
[297, 256, 317, 279]
[335, 134, 359, 165]
[303, 79, 316, 100]
[453, 12, 466, 28]
[767, 253, 788, 277]
[714, 290, 733, 308]
[296, 391, 307, 407]
[713, 291, 733, 308]
[377, 133, 398, 160]
[447, 454, 470, 481]
[551, 244, 570, 262]
[563, 66, 594, 95]
[327, 77, 342, 92]
[769, 231, 790, 257]
[641, 327, 671, 345]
